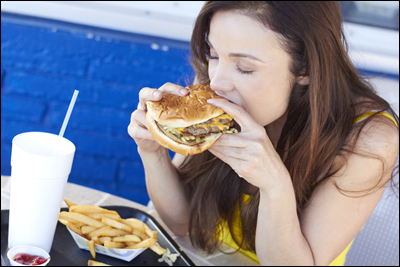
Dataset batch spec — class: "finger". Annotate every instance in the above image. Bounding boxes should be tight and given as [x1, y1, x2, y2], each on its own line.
[130, 110, 148, 128]
[213, 132, 247, 148]
[208, 147, 245, 170]
[137, 101, 146, 111]
[139, 87, 163, 111]
[207, 98, 256, 133]
[127, 124, 154, 141]
[158, 82, 188, 96]
[209, 145, 247, 161]
[139, 83, 188, 111]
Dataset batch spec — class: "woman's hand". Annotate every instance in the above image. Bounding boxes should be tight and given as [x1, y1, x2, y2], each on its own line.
[207, 98, 290, 191]
[128, 83, 188, 154]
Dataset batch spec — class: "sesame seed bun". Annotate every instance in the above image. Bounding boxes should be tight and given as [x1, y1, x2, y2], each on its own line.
[146, 85, 226, 127]
[146, 85, 226, 155]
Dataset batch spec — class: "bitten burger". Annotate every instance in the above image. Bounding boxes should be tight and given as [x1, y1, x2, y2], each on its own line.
[146, 85, 238, 156]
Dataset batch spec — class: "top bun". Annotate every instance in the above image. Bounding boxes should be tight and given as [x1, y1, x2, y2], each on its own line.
[146, 85, 225, 128]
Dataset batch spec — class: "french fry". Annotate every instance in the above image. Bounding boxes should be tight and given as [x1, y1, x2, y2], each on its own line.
[101, 217, 131, 232]
[88, 260, 111, 266]
[143, 224, 154, 238]
[150, 243, 167, 255]
[87, 213, 121, 221]
[87, 240, 96, 259]
[112, 235, 141, 243]
[132, 230, 149, 241]
[58, 218, 69, 226]
[64, 199, 78, 209]
[91, 236, 102, 245]
[124, 242, 138, 246]
[67, 223, 83, 236]
[103, 241, 126, 249]
[81, 226, 98, 235]
[99, 229, 130, 237]
[58, 219, 83, 236]
[60, 200, 169, 256]
[125, 238, 157, 249]
[133, 230, 149, 241]
[89, 226, 112, 239]
[98, 237, 112, 245]
[59, 211, 105, 228]
[58, 213, 80, 224]
[123, 218, 146, 232]
[121, 218, 151, 240]
[70, 205, 119, 215]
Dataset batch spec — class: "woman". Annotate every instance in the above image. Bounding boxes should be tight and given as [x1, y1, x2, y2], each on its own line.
[128, 2, 399, 265]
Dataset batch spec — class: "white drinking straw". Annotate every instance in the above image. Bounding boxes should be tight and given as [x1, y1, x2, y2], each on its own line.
[59, 90, 79, 137]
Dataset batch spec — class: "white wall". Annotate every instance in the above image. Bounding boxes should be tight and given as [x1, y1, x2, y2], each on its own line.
[1, 1, 398, 75]
[1, 1, 205, 42]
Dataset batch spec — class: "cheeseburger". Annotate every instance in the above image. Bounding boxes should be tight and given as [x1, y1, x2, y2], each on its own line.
[146, 85, 238, 156]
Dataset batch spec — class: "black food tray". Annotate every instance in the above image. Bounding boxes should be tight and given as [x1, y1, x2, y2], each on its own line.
[1, 206, 195, 266]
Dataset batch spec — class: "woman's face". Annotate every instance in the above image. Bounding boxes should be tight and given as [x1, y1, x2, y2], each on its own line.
[208, 10, 295, 127]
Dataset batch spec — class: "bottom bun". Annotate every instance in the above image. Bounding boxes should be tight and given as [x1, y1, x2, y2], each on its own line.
[146, 112, 222, 156]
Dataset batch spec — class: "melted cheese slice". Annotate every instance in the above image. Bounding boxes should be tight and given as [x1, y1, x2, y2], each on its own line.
[174, 113, 232, 133]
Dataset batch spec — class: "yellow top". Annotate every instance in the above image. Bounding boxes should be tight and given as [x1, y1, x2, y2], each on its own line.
[218, 194, 353, 265]
[351, 110, 398, 127]
[218, 111, 398, 265]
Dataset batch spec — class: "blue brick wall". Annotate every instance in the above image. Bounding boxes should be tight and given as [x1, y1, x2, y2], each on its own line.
[1, 12, 194, 205]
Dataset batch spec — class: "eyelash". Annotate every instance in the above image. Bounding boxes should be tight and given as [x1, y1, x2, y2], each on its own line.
[207, 55, 253, 75]
[207, 55, 218, 60]
[236, 66, 253, 75]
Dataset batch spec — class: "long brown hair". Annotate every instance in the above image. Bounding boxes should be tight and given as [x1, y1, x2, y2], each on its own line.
[178, 1, 399, 255]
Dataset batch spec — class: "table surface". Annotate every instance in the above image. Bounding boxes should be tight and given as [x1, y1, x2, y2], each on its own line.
[1, 176, 259, 266]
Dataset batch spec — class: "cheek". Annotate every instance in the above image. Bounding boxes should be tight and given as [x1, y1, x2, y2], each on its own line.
[244, 80, 292, 125]
[208, 61, 217, 80]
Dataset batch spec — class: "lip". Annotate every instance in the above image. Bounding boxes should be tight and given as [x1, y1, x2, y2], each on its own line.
[214, 91, 225, 98]
[214, 91, 235, 104]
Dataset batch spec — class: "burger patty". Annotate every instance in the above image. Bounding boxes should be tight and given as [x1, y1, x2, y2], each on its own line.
[156, 113, 238, 146]
[182, 118, 232, 137]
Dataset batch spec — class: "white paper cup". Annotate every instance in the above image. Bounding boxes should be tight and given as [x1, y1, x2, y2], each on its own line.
[8, 132, 75, 253]
[7, 245, 51, 266]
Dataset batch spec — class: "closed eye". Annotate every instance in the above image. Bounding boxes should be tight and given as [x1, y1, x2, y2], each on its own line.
[207, 55, 219, 60]
[236, 65, 253, 75]
[206, 53, 253, 75]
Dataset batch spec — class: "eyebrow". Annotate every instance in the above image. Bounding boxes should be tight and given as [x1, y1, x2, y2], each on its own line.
[206, 38, 265, 63]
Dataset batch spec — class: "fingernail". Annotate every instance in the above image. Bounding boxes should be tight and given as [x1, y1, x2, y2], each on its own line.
[207, 99, 216, 104]
[153, 91, 161, 98]
[180, 89, 188, 95]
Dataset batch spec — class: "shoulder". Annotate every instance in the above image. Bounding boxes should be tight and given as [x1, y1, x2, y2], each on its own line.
[332, 113, 398, 191]
[298, 112, 398, 265]
[351, 112, 398, 163]
[350, 97, 398, 153]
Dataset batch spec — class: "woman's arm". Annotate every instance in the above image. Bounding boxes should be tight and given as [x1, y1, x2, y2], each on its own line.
[256, 117, 399, 265]
[139, 148, 190, 236]
[128, 83, 191, 236]
[256, 178, 315, 265]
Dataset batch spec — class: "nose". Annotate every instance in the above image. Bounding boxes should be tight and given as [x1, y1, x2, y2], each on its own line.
[209, 64, 234, 95]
